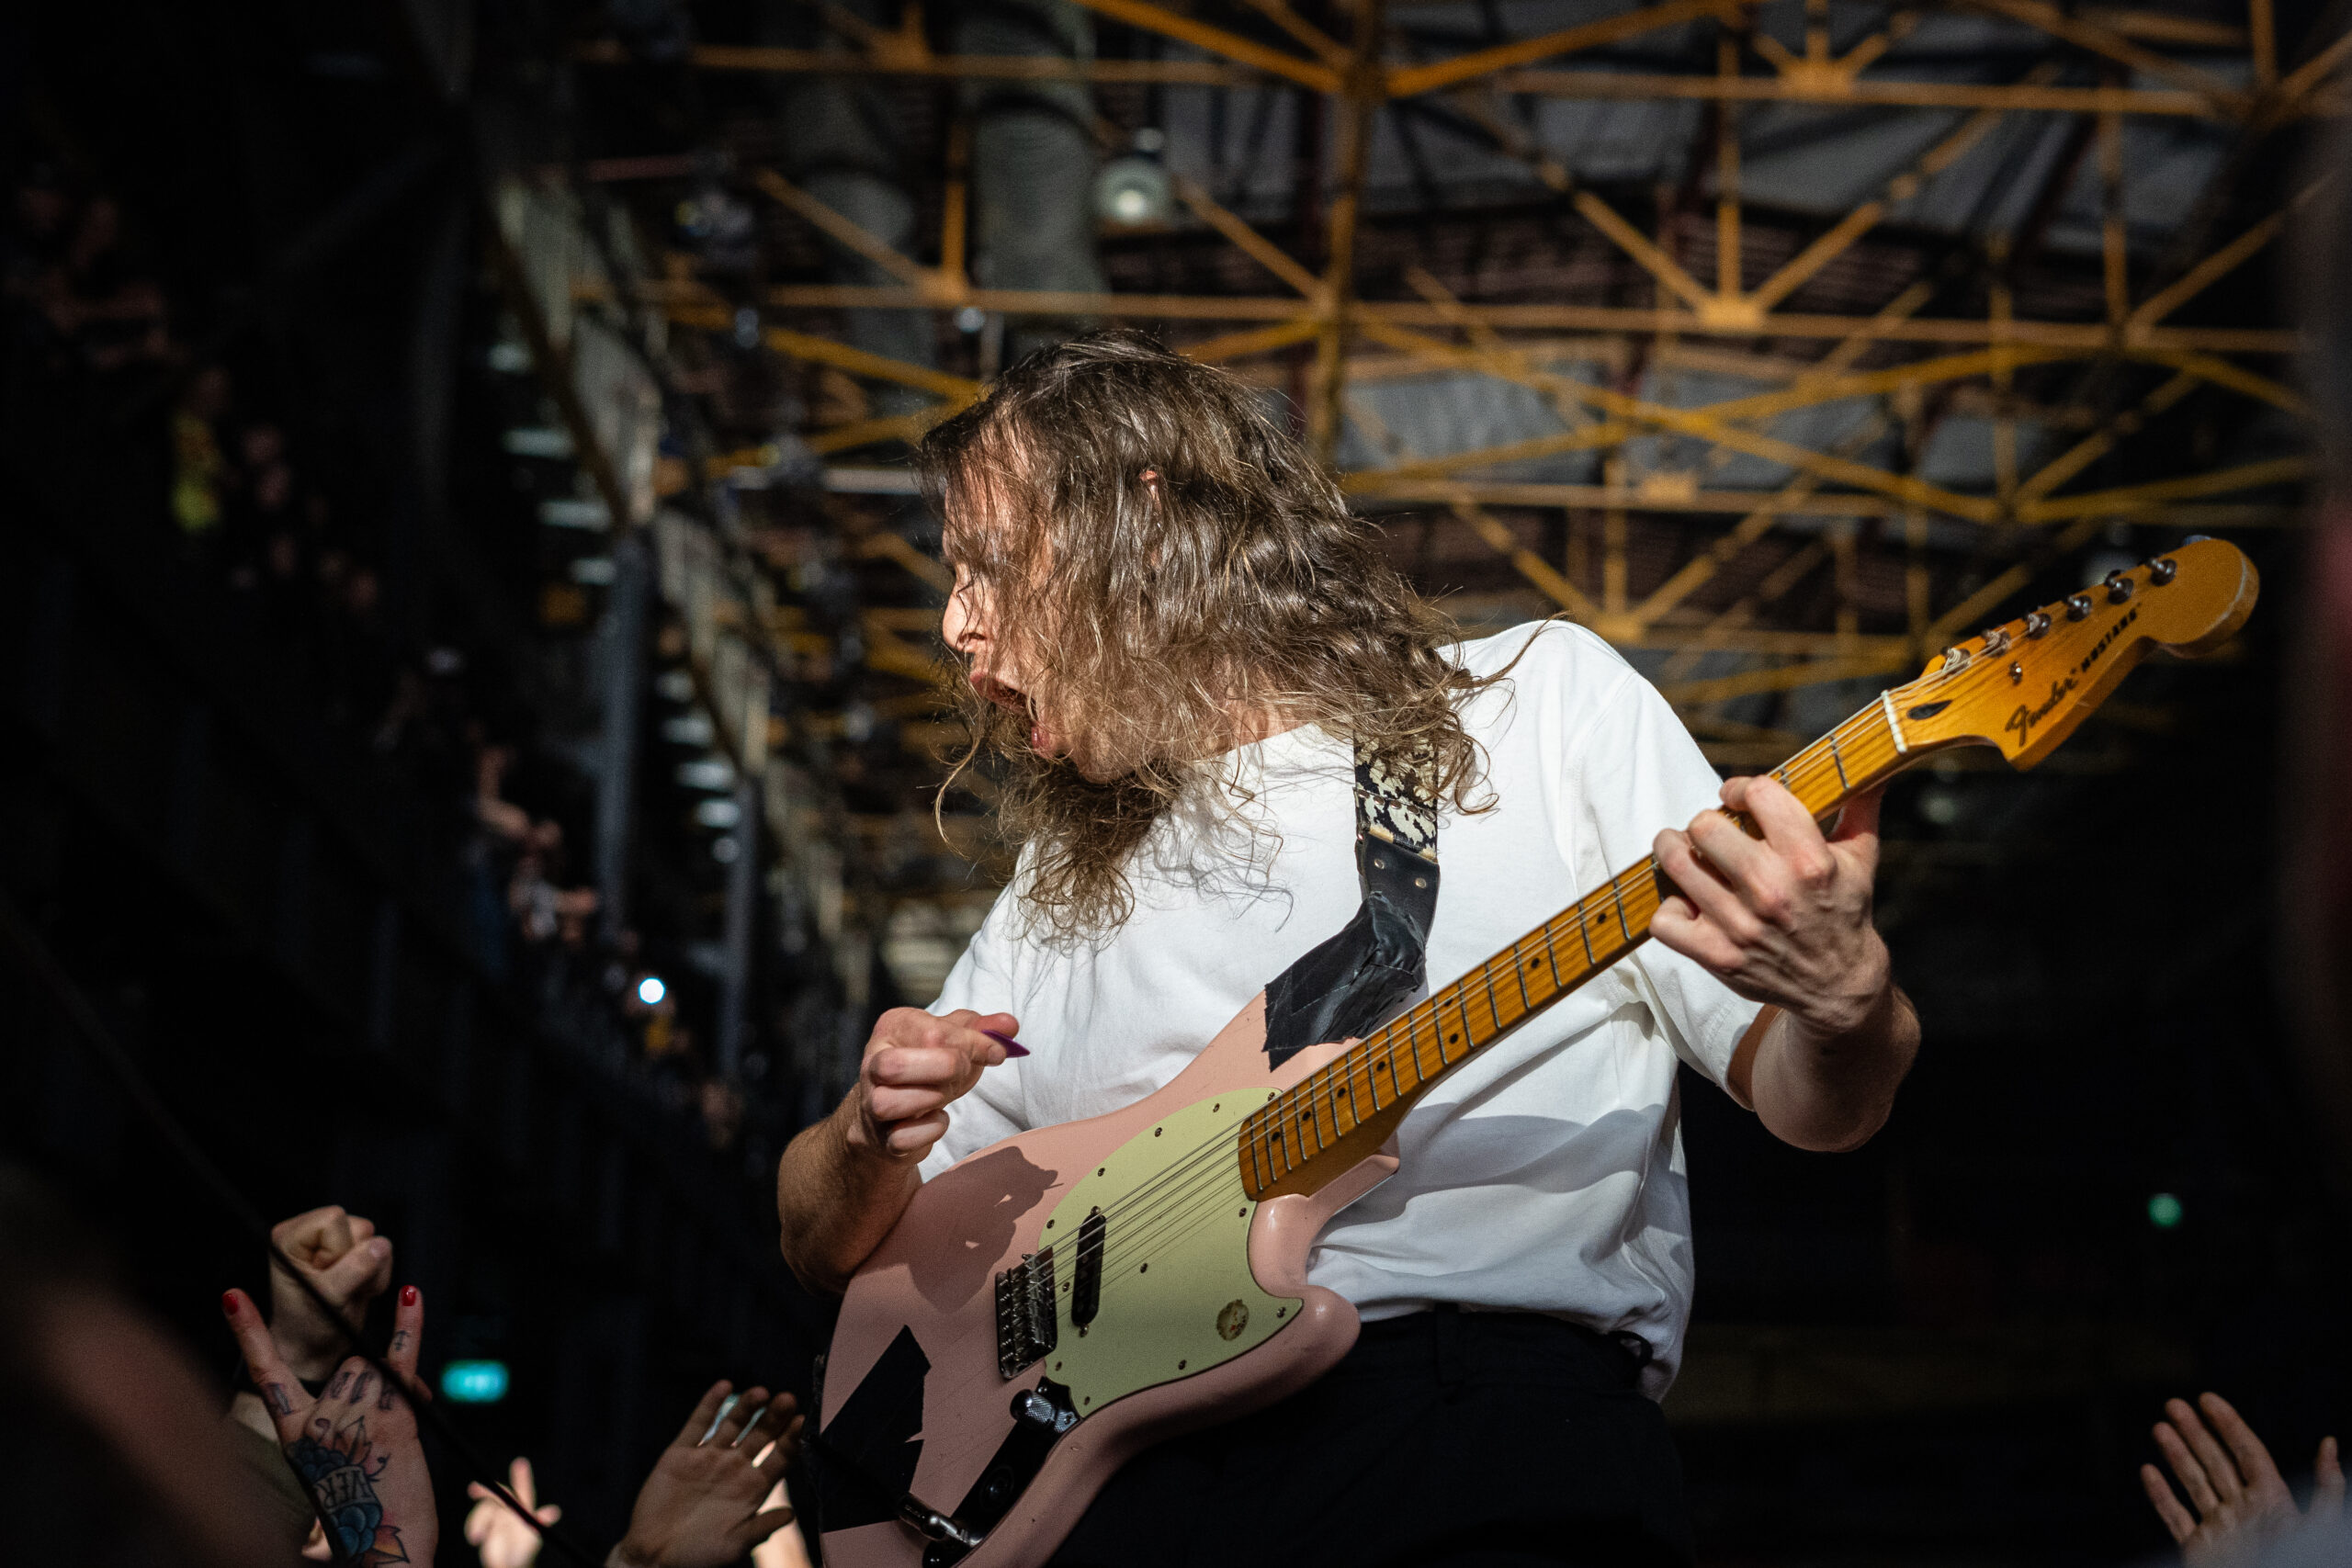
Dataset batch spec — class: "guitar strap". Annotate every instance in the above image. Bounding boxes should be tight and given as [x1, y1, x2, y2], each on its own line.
[1261, 739, 1442, 1066]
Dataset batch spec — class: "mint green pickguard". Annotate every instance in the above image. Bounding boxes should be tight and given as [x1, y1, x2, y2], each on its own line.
[1032, 1089, 1300, 1415]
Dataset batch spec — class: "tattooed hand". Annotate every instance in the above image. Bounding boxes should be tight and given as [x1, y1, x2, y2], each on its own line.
[269, 1205, 396, 1382]
[225, 1281, 437, 1568]
[613, 1382, 802, 1568]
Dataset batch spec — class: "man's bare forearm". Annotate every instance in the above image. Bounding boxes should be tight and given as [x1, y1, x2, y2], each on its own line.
[1749, 981, 1919, 1153]
[775, 1099, 924, 1294]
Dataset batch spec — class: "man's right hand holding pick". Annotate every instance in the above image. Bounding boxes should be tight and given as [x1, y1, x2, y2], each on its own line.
[776, 1009, 1017, 1292]
[848, 1009, 1020, 1163]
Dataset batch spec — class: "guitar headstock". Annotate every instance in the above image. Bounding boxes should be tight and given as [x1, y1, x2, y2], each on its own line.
[1885, 536, 2259, 769]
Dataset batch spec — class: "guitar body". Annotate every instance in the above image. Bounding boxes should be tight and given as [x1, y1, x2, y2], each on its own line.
[815, 995, 1396, 1568]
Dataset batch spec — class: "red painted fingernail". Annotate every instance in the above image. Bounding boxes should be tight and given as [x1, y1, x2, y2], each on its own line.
[400, 1285, 418, 1306]
[220, 1290, 239, 1316]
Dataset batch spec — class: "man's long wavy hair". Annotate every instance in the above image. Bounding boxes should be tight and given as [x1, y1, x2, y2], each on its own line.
[919, 328, 1504, 942]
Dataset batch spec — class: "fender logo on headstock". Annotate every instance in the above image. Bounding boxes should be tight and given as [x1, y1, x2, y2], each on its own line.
[2007, 674, 2078, 743]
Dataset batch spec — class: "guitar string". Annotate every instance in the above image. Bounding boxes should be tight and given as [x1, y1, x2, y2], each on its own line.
[1072, 689, 1950, 1314]
[1106, 626, 2037, 1284]
[1042, 621, 2071, 1309]
[1073, 573, 2139, 1274]
[1076, 686, 1920, 1279]
[1078, 743, 1869, 1295]
[1069, 691, 1925, 1294]
[1072, 656, 2060, 1318]
[1037, 588, 2170, 1349]
[1057, 678, 1936, 1292]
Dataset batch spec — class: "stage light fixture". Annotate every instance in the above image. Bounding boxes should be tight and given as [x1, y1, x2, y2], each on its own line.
[2147, 1192, 2184, 1229]
[1095, 157, 1170, 228]
[638, 975, 667, 1006]
[440, 1360, 510, 1404]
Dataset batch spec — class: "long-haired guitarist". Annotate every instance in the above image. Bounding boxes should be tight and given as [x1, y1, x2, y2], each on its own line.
[776, 330, 1919, 1566]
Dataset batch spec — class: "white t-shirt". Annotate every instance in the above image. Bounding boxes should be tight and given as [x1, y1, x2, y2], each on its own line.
[921, 622, 1762, 1396]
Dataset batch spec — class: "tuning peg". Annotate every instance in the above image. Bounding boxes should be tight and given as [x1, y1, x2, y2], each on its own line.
[2065, 593, 2095, 621]
[2104, 570, 2135, 604]
[1980, 627, 2011, 655]
[2024, 611, 2052, 638]
[1939, 646, 1971, 672]
[2146, 557, 2177, 585]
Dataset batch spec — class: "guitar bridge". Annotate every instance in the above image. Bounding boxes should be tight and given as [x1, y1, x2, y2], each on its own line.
[993, 1249, 1057, 1378]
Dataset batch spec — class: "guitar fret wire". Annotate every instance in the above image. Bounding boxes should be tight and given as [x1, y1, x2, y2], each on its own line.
[1251, 658, 2000, 1192]
[1111, 684, 1965, 1278]
[1090, 660, 1945, 1269]
[1234, 656, 2030, 1213]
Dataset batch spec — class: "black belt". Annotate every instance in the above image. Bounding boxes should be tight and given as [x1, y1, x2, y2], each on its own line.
[1351, 1303, 1654, 1395]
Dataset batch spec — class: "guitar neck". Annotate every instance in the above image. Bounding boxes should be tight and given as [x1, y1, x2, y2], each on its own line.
[1238, 682, 1927, 1201]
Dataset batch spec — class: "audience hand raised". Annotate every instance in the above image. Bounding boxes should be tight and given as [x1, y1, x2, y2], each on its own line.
[2142, 1392, 2344, 1567]
[268, 1205, 396, 1382]
[223, 1281, 438, 1568]
[612, 1382, 802, 1568]
[466, 1456, 564, 1568]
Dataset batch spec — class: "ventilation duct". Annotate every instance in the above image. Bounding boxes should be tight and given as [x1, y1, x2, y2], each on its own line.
[765, 0, 938, 415]
[955, 0, 1105, 365]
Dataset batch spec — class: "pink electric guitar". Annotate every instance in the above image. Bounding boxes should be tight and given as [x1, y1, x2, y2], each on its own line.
[811, 538, 2258, 1568]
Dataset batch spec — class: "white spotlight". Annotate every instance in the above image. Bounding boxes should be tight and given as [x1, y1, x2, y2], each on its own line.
[1095, 157, 1170, 228]
[637, 975, 667, 1006]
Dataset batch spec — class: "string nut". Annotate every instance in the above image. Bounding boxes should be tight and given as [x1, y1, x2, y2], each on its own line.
[2064, 593, 2095, 621]
[2147, 557, 2178, 585]
[2104, 570, 2134, 604]
[2024, 611, 2052, 638]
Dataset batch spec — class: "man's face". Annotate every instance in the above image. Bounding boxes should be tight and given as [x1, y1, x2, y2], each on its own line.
[942, 512, 1062, 761]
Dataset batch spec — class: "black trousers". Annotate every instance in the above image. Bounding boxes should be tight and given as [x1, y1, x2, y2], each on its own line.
[1045, 1308, 1692, 1568]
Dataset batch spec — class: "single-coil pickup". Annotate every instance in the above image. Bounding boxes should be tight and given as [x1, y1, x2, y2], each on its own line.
[1069, 1208, 1108, 1335]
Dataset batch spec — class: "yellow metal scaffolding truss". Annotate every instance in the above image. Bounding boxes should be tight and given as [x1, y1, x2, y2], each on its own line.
[590, 0, 2335, 717]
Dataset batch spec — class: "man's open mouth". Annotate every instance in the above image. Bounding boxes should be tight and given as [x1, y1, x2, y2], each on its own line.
[969, 671, 1026, 715]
